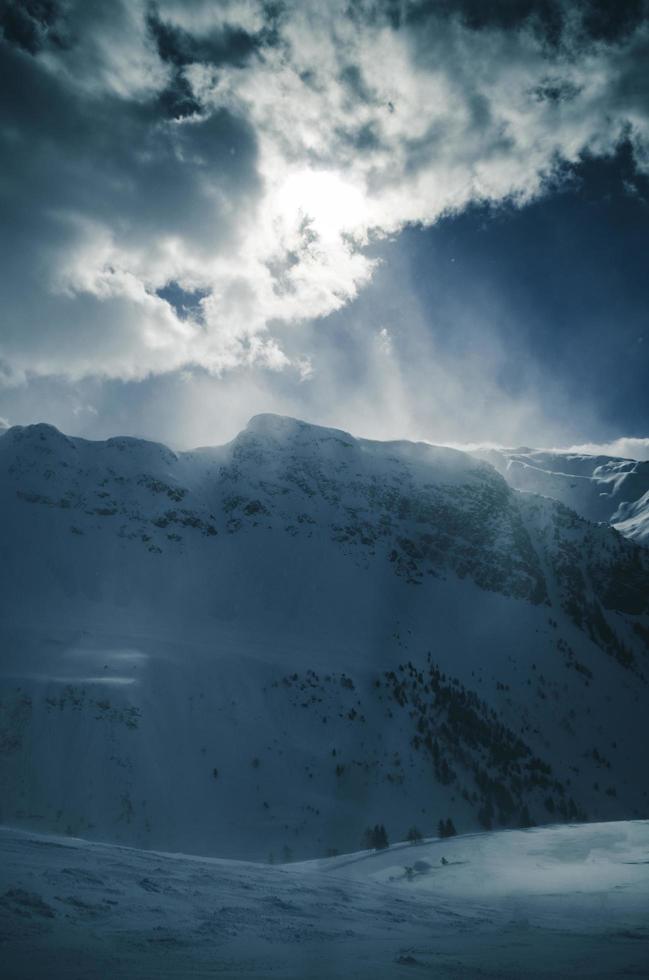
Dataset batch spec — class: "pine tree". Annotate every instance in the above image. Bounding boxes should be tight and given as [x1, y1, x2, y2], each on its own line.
[363, 824, 390, 850]
[374, 824, 389, 849]
[406, 825, 423, 844]
[438, 817, 456, 838]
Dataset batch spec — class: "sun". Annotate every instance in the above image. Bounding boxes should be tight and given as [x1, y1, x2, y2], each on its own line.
[274, 169, 367, 242]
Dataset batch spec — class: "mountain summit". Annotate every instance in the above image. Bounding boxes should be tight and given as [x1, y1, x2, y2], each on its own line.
[1, 417, 648, 858]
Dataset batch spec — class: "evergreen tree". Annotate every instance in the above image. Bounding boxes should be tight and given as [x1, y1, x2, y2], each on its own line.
[362, 824, 390, 850]
[406, 825, 423, 844]
[374, 824, 389, 849]
[438, 817, 457, 839]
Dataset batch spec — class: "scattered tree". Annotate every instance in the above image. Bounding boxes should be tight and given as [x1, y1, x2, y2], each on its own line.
[438, 817, 456, 838]
[362, 824, 390, 850]
[406, 825, 423, 844]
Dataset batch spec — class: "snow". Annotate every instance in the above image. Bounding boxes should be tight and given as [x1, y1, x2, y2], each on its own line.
[1, 821, 648, 978]
[613, 489, 649, 544]
[1, 415, 648, 974]
[476, 446, 649, 543]
[1, 416, 649, 861]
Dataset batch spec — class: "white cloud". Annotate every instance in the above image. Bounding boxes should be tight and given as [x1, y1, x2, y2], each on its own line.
[446, 437, 649, 462]
[556, 438, 649, 461]
[154, 0, 265, 37]
[1, 1, 649, 386]
[71, 403, 98, 418]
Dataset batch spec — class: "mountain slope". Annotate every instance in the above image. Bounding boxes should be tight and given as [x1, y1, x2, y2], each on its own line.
[476, 446, 649, 544]
[0, 416, 648, 859]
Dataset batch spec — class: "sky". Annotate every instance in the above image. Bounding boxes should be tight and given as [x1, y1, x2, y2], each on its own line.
[1, 0, 649, 453]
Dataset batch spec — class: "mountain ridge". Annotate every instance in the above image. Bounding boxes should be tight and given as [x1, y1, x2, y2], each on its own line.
[474, 445, 649, 544]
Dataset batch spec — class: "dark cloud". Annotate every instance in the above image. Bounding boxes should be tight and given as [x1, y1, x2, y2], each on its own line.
[339, 63, 376, 105]
[145, 1, 262, 120]
[147, 7, 259, 68]
[0, 39, 259, 244]
[381, 0, 562, 40]
[156, 72, 202, 118]
[0, 0, 66, 54]
[392, 0, 648, 44]
[579, 0, 648, 42]
[532, 78, 582, 104]
[337, 120, 383, 154]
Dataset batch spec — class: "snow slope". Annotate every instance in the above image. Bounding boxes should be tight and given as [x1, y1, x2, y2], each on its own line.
[1, 821, 648, 978]
[1, 416, 649, 860]
[476, 446, 649, 544]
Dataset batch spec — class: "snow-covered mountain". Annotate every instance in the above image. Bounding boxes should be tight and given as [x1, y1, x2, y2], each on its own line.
[475, 446, 649, 545]
[1, 415, 648, 859]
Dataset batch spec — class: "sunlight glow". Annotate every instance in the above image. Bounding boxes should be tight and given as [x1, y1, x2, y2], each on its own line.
[275, 169, 368, 242]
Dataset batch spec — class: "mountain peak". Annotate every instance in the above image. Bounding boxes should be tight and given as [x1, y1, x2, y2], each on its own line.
[1, 421, 77, 454]
[244, 413, 354, 443]
[5, 421, 67, 439]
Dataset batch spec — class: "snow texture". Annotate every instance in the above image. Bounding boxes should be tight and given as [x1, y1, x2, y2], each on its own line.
[0, 821, 647, 978]
[476, 446, 649, 544]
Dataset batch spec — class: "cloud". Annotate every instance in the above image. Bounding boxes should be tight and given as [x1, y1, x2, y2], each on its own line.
[555, 437, 649, 461]
[1, 0, 649, 385]
[438, 437, 649, 464]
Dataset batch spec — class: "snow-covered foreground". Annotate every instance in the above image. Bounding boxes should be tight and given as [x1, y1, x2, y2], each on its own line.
[1, 822, 648, 979]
